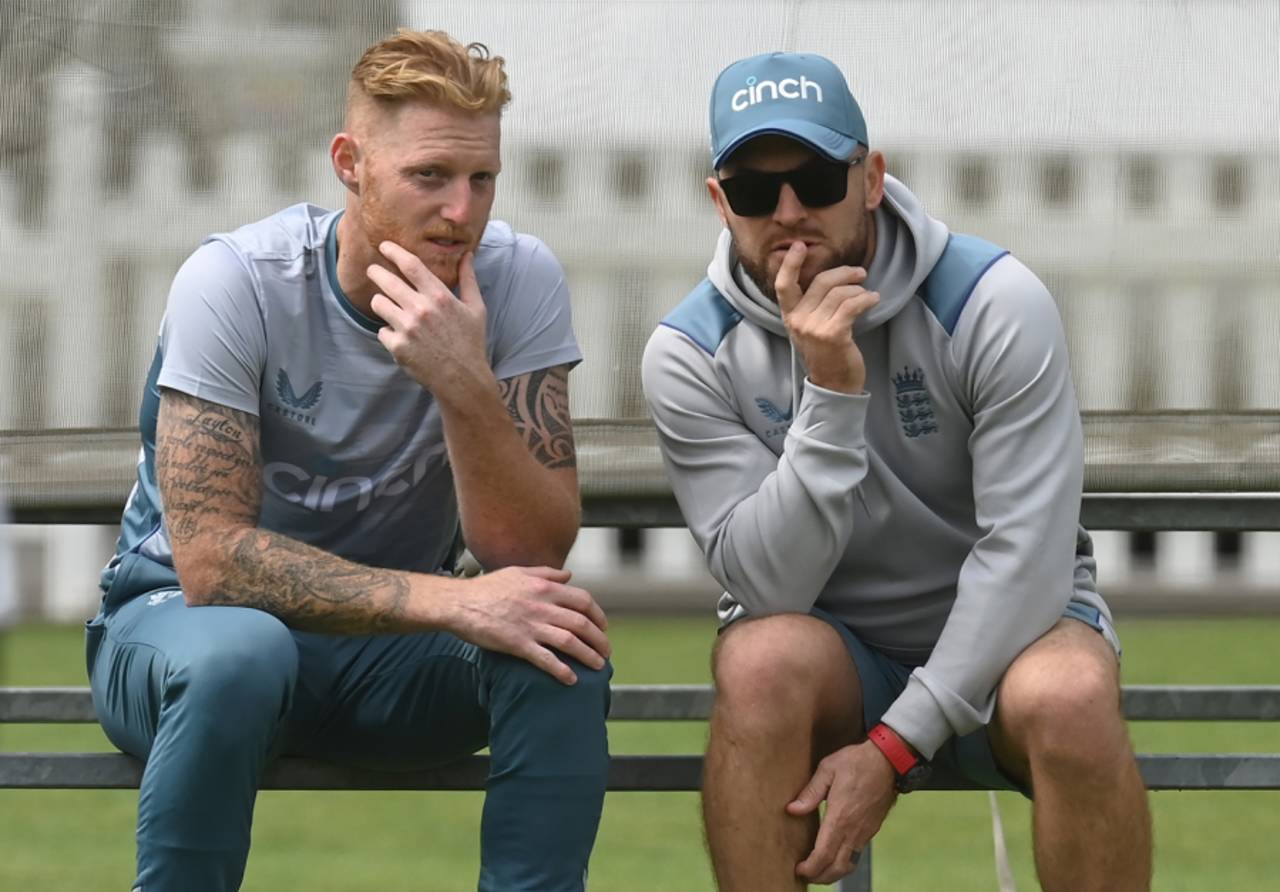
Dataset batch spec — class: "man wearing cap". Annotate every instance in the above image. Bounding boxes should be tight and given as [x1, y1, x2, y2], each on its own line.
[642, 52, 1150, 890]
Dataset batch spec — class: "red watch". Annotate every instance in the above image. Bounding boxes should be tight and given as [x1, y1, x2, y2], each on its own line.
[867, 723, 932, 793]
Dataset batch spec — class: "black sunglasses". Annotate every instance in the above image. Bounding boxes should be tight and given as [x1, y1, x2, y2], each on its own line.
[718, 155, 862, 217]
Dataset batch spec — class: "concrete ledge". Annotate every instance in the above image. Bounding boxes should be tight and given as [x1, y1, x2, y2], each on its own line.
[5, 417, 1279, 528]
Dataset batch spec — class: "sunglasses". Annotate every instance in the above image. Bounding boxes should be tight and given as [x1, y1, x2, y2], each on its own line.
[718, 155, 862, 217]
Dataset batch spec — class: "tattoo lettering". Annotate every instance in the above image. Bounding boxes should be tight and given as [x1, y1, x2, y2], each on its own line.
[193, 411, 244, 443]
[156, 389, 410, 633]
[156, 393, 260, 545]
[498, 365, 577, 470]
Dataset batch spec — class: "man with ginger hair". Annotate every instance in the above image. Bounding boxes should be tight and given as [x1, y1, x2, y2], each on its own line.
[86, 29, 610, 892]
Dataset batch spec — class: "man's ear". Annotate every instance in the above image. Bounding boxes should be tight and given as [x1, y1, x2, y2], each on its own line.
[707, 176, 731, 227]
[330, 133, 361, 195]
[864, 150, 886, 211]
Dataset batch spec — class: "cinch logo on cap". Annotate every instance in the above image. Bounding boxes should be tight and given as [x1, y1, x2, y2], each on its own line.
[730, 75, 824, 112]
[709, 52, 867, 169]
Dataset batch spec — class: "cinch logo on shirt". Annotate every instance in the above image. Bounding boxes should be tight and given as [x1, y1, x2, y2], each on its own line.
[263, 451, 432, 512]
[731, 75, 824, 112]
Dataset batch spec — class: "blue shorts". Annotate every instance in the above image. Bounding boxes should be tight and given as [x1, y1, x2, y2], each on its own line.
[811, 601, 1120, 796]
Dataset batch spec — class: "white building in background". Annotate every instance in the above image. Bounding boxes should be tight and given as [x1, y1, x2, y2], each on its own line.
[0, 0, 1276, 619]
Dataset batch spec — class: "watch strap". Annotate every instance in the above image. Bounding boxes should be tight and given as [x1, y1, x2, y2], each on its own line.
[867, 723, 919, 776]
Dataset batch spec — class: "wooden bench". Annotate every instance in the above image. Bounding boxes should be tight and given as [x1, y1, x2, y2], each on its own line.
[6, 682, 1280, 793]
[4, 684, 1280, 891]
[4, 418, 1279, 888]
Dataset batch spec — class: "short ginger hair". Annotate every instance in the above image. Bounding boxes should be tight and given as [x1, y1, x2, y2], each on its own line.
[347, 29, 511, 120]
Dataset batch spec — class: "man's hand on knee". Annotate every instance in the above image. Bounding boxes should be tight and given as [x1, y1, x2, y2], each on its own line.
[444, 566, 611, 685]
[786, 741, 898, 884]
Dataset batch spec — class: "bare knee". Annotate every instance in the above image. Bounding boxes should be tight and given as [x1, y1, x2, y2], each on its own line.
[712, 614, 859, 738]
[995, 628, 1126, 775]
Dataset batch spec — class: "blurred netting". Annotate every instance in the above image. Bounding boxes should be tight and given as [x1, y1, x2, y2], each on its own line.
[0, 0, 1276, 511]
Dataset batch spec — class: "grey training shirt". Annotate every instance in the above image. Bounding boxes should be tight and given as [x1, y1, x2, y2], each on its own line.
[101, 203, 580, 606]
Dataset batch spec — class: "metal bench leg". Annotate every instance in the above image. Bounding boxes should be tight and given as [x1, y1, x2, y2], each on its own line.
[836, 842, 872, 891]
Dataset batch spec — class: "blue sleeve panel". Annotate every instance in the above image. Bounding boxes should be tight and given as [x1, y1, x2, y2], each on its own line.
[660, 279, 744, 356]
[920, 234, 1009, 336]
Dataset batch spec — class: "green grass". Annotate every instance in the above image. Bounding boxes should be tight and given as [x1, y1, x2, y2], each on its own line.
[3, 616, 1279, 890]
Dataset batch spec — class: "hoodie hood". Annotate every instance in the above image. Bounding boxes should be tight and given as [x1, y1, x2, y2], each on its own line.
[707, 174, 950, 339]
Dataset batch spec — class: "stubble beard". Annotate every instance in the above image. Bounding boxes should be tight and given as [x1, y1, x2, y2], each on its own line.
[358, 184, 476, 289]
[731, 216, 871, 302]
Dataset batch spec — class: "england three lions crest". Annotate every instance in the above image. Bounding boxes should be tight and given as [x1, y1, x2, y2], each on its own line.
[892, 366, 938, 438]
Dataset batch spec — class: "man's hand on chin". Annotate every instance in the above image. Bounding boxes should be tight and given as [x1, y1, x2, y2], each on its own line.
[367, 240, 492, 401]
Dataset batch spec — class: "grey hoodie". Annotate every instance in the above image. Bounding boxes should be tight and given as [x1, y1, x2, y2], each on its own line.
[641, 175, 1108, 758]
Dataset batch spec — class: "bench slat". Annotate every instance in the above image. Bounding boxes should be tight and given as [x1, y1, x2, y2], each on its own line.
[3, 752, 1279, 792]
[7, 685, 1280, 724]
[1122, 685, 1280, 721]
[0, 687, 95, 723]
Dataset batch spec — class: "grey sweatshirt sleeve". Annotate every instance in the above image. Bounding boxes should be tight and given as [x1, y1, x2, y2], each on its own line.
[879, 258, 1084, 758]
[641, 326, 870, 614]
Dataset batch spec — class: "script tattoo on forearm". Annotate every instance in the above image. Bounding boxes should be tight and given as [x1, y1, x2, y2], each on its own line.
[498, 364, 577, 470]
[156, 391, 261, 545]
[156, 390, 410, 632]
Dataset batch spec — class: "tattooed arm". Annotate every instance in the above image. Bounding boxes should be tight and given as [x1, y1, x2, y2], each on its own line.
[364, 244, 580, 569]
[156, 388, 419, 631]
[157, 386, 605, 677]
[497, 365, 578, 472]
[435, 363, 581, 570]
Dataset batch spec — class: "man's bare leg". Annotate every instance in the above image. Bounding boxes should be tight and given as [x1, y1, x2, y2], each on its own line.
[702, 614, 863, 891]
[989, 618, 1152, 892]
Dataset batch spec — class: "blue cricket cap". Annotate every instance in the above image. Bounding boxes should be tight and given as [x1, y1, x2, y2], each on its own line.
[709, 52, 868, 169]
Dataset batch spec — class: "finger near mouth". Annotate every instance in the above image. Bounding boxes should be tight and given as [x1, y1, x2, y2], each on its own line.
[772, 239, 818, 256]
[771, 241, 821, 262]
